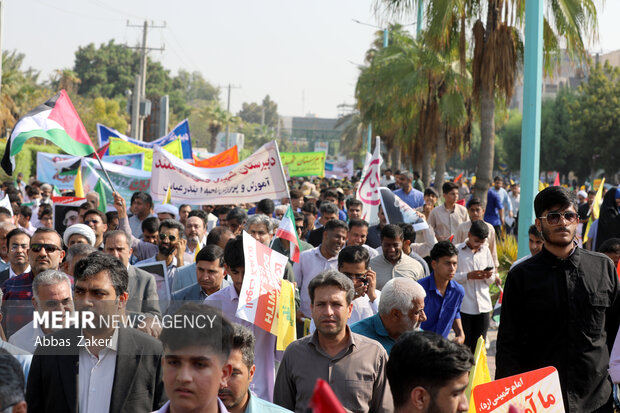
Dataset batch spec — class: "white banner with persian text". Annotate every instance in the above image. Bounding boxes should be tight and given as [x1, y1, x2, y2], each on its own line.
[150, 140, 289, 205]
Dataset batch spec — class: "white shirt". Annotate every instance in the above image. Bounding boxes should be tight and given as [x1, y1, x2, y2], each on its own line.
[454, 241, 497, 314]
[79, 328, 119, 413]
[9, 264, 31, 279]
[8, 319, 44, 353]
[351, 290, 381, 324]
[185, 235, 207, 257]
[293, 246, 339, 317]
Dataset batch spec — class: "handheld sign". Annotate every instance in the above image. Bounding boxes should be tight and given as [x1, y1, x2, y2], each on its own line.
[472, 367, 564, 412]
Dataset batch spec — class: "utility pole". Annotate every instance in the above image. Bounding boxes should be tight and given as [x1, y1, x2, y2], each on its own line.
[221, 83, 240, 149]
[127, 20, 166, 140]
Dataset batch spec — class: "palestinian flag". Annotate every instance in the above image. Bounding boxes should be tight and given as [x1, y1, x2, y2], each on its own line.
[1, 90, 95, 175]
[275, 205, 303, 263]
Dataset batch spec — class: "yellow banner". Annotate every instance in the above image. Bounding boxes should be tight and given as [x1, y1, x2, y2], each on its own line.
[108, 137, 182, 171]
[276, 279, 297, 351]
[280, 152, 325, 177]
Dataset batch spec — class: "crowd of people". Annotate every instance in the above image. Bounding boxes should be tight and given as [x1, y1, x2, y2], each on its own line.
[0, 167, 619, 413]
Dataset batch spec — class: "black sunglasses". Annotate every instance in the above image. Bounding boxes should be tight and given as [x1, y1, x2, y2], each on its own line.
[159, 233, 177, 242]
[30, 243, 61, 253]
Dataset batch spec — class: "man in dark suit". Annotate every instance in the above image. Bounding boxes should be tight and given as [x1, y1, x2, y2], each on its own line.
[167, 245, 230, 314]
[0, 228, 30, 286]
[103, 230, 162, 337]
[307, 202, 339, 247]
[26, 252, 166, 413]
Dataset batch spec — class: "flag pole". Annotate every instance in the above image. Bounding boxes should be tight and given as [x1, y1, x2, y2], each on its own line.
[93, 151, 117, 193]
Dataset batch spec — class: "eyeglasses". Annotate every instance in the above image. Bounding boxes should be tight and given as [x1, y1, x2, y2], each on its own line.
[296, 226, 304, 231]
[159, 233, 177, 242]
[30, 243, 61, 253]
[538, 211, 578, 225]
[10, 243, 29, 251]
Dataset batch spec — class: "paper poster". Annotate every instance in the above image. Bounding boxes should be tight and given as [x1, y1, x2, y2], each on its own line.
[472, 367, 564, 413]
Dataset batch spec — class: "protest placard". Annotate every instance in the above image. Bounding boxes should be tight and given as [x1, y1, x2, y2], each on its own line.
[356, 137, 382, 225]
[236, 232, 288, 335]
[380, 187, 429, 231]
[280, 152, 326, 177]
[472, 367, 564, 413]
[325, 159, 354, 179]
[98, 118, 193, 160]
[150, 140, 289, 205]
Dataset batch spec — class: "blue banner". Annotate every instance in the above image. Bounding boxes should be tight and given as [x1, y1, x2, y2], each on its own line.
[97, 119, 193, 160]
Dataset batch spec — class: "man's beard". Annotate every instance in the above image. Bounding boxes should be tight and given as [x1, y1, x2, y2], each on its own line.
[159, 244, 175, 256]
[541, 224, 575, 248]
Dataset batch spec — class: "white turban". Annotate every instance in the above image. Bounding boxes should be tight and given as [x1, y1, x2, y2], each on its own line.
[63, 224, 96, 247]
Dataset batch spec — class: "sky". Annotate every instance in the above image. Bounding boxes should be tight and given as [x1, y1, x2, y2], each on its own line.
[3, 0, 620, 119]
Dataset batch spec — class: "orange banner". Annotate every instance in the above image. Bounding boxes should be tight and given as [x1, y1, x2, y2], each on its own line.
[191, 146, 239, 168]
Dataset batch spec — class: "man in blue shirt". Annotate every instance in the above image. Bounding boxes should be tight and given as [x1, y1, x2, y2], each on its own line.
[219, 324, 292, 413]
[351, 277, 426, 354]
[483, 186, 504, 237]
[419, 241, 465, 343]
[394, 171, 425, 209]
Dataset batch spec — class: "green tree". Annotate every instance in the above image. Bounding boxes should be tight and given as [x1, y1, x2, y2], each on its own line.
[75, 96, 128, 140]
[0, 50, 49, 138]
[379, 0, 598, 200]
[194, 102, 239, 152]
[238, 95, 279, 128]
[568, 61, 620, 179]
[356, 24, 472, 188]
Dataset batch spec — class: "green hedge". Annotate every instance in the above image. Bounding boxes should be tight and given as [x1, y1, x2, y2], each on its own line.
[0, 142, 64, 182]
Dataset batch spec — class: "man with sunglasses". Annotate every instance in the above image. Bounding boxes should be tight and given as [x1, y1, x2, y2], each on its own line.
[497, 186, 620, 413]
[1, 228, 65, 337]
[83, 209, 108, 250]
[338, 245, 380, 324]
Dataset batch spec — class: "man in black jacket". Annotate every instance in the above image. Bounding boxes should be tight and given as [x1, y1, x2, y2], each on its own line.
[26, 252, 166, 413]
[496, 186, 620, 413]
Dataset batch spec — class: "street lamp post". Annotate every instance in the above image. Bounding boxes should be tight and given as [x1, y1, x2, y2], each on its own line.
[517, 0, 544, 258]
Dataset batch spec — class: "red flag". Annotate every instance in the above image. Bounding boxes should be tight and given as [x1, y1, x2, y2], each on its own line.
[310, 379, 346, 413]
[553, 172, 560, 186]
[454, 172, 463, 182]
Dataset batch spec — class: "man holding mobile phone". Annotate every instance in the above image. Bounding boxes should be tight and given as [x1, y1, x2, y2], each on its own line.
[454, 220, 499, 353]
[338, 246, 380, 324]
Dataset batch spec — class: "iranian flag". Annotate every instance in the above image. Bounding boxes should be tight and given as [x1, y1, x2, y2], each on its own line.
[1, 90, 95, 175]
[275, 205, 303, 263]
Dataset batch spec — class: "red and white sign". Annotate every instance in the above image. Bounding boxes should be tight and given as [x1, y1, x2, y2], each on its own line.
[356, 137, 382, 225]
[473, 367, 564, 413]
[236, 231, 288, 335]
[51, 196, 86, 206]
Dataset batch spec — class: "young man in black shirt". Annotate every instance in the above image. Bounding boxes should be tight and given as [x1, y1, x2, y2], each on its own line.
[496, 186, 620, 412]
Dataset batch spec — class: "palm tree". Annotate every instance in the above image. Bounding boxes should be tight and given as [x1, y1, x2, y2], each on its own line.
[356, 24, 472, 189]
[378, 0, 598, 199]
[196, 102, 239, 152]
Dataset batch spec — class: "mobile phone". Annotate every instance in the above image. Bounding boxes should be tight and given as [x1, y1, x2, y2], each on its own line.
[483, 266, 493, 272]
